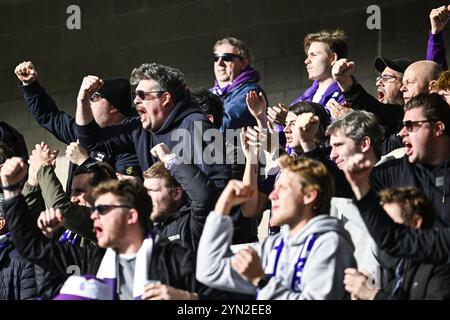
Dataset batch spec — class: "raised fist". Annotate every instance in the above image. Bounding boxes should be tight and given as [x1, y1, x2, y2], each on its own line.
[37, 208, 65, 239]
[430, 5, 450, 34]
[77, 75, 104, 101]
[14, 61, 38, 85]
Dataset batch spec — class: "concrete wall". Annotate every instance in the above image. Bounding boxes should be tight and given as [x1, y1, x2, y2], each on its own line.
[0, 0, 444, 186]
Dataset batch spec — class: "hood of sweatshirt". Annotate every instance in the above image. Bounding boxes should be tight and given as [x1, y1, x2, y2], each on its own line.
[280, 214, 354, 251]
[154, 92, 207, 135]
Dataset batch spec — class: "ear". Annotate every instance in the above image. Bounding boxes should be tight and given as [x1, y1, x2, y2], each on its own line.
[173, 187, 184, 202]
[207, 114, 215, 124]
[428, 80, 437, 92]
[0, 217, 6, 232]
[109, 107, 120, 114]
[360, 136, 371, 153]
[434, 121, 445, 137]
[241, 57, 250, 69]
[303, 189, 318, 206]
[411, 214, 423, 230]
[329, 52, 338, 64]
[161, 91, 173, 108]
[127, 208, 140, 226]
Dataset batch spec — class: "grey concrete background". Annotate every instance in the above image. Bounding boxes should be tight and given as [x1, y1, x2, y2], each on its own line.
[0, 0, 446, 184]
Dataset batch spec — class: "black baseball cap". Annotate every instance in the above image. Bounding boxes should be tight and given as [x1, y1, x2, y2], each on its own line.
[374, 56, 412, 74]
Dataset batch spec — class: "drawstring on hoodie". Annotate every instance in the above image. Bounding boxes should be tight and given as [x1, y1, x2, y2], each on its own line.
[443, 162, 447, 204]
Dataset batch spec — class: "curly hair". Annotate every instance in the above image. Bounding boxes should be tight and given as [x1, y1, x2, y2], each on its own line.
[379, 187, 435, 229]
[130, 63, 187, 105]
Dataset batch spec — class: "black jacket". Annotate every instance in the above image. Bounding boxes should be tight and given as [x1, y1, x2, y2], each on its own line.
[0, 240, 37, 300]
[356, 188, 450, 264]
[154, 162, 219, 251]
[375, 252, 450, 300]
[19, 81, 141, 192]
[371, 156, 450, 227]
[76, 93, 231, 190]
[0, 122, 28, 160]
[4, 194, 216, 299]
[343, 82, 404, 154]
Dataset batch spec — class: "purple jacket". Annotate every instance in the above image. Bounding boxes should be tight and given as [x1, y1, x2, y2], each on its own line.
[427, 31, 448, 70]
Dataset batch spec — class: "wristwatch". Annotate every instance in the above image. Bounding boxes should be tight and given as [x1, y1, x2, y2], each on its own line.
[256, 275, 271, 289]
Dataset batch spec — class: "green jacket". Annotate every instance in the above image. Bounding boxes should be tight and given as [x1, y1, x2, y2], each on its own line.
[23, 165, 96, 243]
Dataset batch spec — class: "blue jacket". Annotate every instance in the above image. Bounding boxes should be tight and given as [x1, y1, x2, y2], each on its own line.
[76, 93, 230, 189]
[0, 240, 37, 300]
[219, 82, 263, 132]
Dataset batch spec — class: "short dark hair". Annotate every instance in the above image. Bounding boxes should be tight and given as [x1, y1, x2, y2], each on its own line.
[130, 63, 188, 105]
[93, 179, 152, 233]
[379, 187, 435, 229]
[192, 88, 224, 129]
[0, 142, 15, 165]
[404, 93, 450, 136]
[74, 162, 117, 187]
[326, 110, 382, 159]
[304, 29, 348, 59]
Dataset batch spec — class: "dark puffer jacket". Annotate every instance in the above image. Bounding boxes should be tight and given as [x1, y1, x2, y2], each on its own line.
[0, 241, 37, 300]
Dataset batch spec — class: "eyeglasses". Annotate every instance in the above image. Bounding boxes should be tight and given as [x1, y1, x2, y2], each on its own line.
[401, 119, 436, 132]
[376, 74, 402, 83]
[133, 90, 165, 101]
[92, 204, 132, 215]
[213, 53, 243, 62]
[90, 92, 103, 102]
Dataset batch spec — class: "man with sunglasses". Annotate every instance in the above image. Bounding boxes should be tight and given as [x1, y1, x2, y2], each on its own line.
[371, 93, 450, 228]
[76, 63, 230, 190]
[1, 158, 208, 300]
[211, 37, 265, 132]
[14, 61, 141, 195]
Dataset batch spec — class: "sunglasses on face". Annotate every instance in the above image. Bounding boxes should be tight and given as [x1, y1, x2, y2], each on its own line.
[90, 92, 103, 103]
[132, 90, 164, 101]
[401, 119, 435, 132]
[92, 204, 132, 215]
[213, 53, 243, 62]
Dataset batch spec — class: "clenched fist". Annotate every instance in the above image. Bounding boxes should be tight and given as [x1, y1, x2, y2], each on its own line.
[65, 141, 89, 166]
[77, 75, 104, 102]
[14, 61, 38, 85]
[430, 5, 450, 34]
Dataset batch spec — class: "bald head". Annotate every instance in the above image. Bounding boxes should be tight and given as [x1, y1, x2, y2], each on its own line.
[401, 60, 442, 103]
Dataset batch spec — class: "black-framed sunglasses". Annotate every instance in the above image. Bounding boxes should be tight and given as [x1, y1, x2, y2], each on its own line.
[213, 53, 243, 62]
[90, 92, 103, 103]
[133, 90, 165, 101]
[92, 204, 132, 215]
[401, 119, 436, 132]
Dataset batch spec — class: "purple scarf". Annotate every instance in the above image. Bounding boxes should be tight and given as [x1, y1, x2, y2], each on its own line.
[289, 80, 345, 108]
[0, 232, 11, 251]
[212, 66, 261, 96]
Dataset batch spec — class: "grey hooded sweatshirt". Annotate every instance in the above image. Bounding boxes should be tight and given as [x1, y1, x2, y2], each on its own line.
[196, 212, 356, 300]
